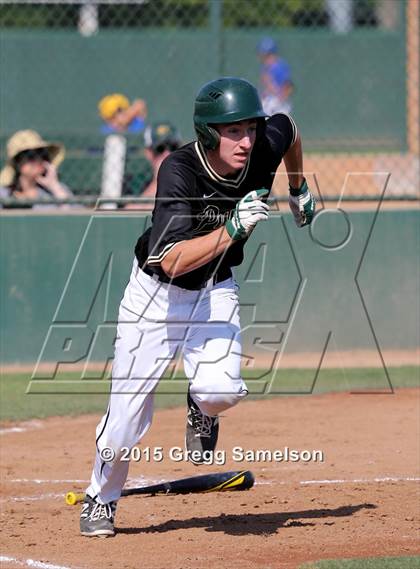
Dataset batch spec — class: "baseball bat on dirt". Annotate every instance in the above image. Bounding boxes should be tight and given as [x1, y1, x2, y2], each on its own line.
[65, 470, 255, 505]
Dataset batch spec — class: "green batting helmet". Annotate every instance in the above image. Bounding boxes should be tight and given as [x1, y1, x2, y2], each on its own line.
[194, 77, 267, 150]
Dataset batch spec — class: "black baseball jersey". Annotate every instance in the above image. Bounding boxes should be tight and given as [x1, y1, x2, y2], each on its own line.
[135, 113, 297, 290]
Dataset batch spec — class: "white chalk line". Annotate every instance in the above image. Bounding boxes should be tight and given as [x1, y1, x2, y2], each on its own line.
[0, 555, 76, 569]
[2, 476, 419, 503]
[255, 476, 420, 486]
[10, 479, 89, 484]
[8, 476, 163, 486]
[0, 421, 43, 436]
[0, 493, 63, 503]
[2, 476, 168, 504]
[0, 427, 29, 434]
[126, 476, 167, 488]
[300, 476, 420, 485]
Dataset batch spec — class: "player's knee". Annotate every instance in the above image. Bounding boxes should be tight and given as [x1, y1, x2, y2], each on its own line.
[191, 381, 248, 416]
[194, 390, 247, 416]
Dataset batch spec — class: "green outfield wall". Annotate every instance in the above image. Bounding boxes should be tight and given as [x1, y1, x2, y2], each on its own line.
[0, 26, 406, 152]
[0, 208, 418, 369]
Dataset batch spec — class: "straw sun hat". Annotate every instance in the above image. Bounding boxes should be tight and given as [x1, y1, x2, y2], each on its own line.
[0, 130, 65, 187]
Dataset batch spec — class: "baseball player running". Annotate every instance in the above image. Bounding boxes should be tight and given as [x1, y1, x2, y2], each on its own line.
[80, 77, 316, 537]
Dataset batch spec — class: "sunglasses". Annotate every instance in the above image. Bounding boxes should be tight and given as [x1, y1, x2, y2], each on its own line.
[13, 148, 50, 166]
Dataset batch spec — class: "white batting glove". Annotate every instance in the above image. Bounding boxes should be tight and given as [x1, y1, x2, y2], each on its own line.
[226, 189, 269, 240]
[289, 179, 316, 227]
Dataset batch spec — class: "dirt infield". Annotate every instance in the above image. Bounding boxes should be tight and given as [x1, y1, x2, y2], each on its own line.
[1, 389, 419, 569]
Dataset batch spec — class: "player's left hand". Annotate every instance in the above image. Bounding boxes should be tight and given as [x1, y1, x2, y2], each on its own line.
[288, 178, 316, 227]
[226, 189, 270, 240]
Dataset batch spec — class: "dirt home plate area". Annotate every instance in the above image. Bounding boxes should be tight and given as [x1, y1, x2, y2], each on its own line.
[1, 389, 419, 569]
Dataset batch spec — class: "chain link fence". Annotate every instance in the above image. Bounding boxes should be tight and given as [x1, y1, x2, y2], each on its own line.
[0, 0, 418, 206]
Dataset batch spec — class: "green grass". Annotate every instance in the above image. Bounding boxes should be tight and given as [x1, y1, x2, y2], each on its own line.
[300, 556, 420, 568]
[0, 366, 418, 422]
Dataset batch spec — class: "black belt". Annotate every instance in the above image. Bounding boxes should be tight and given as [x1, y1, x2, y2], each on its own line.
[141, 264, 232, 291]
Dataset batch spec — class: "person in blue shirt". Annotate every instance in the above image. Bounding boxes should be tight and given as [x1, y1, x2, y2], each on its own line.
[98, 93, 147, 135]
[257, 37, 294, 116]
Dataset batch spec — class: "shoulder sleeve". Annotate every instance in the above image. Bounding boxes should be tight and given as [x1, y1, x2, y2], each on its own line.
[265, 113, 298, 157]
[147, 154, 195, 266]
[273, 60, 292, 83]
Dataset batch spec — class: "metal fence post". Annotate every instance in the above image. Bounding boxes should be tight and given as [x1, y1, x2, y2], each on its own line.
[210, 0, 224, 76]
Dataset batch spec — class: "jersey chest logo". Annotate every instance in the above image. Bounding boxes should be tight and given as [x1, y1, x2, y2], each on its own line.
[194, 204, 231, 233]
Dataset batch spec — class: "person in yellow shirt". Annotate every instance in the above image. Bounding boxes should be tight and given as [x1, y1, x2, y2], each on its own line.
[98, 93, 147, 134]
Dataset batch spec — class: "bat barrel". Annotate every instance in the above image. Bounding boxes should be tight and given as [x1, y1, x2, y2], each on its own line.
[65, 470, 255, 505]
[122, 470, 255, 496]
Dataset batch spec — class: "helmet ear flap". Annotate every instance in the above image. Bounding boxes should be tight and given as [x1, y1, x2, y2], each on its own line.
[206, 125, 220, 150]
[256, 117, 267, 144]
[194, 122, 220, 150]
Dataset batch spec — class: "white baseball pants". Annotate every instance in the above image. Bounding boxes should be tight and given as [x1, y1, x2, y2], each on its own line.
[86, 259, 247, 503]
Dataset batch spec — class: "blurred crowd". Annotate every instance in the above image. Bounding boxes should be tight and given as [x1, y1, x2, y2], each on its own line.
[0, 38, 289, 210]
[0, 92, 183, 210]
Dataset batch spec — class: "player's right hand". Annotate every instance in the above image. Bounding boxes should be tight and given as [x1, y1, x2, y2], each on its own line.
[226, 189, 269, 240]
[288, 179, 316, 227]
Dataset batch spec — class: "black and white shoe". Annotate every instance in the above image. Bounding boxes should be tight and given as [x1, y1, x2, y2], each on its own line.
[80, 495, 117, 537]
[186, 388, 219, 465]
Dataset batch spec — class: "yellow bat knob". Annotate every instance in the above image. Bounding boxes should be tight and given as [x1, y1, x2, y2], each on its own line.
[65, 491, 85, 506]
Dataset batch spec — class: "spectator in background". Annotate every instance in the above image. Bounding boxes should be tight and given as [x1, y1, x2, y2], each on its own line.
[142, 121, 182, 198]
[0, 130, 73, 208]
[257, 37, 294, 116]
[98, 93, 147, 135]
[124, 121, 182, 209]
